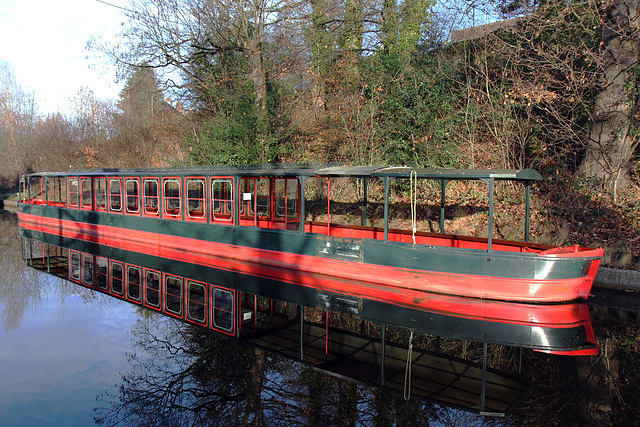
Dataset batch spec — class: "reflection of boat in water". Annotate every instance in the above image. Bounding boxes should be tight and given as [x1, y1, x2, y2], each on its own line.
[18, 166, 602, 304]
[19, 230, 599, 416]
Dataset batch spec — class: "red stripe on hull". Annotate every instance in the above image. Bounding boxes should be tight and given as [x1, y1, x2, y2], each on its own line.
[19, 212, 596, 303]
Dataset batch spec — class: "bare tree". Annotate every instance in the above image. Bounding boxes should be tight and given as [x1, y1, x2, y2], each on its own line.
[0, 62, 37, 187]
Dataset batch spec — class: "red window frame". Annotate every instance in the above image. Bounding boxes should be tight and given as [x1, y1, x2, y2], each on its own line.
[162, 177, 182, 219]
[94, 177, 107, 211]
[80, 177, 93, 210]
[273, 177, 300, 222]
[186, 279, 208, 326]
[143, 177, 160, 217]
[110, 260, 125, 297]
[164, 274, 183, 318]
[240, 177, 270, 220]
[69, 250, 81, 282]
[95, 256, 109, 292]
[125, 177, 141, 215]
[126, 264, 142, 303]
[210, 177, 234, 223]
[108, 178, 123, 214]
[185, 177, 207, 222]
[68, 177, 79, 208]
[82, 253, 94, 287]
[143, 268, 162, 311]
[210, 285, 235, 335]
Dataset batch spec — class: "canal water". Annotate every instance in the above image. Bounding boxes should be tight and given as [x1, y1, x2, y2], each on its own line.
[1, 211, 639, 426]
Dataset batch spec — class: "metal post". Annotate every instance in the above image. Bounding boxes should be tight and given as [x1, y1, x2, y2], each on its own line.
[384, 177, 390, 241]
[379, 324, 386, 386]
[440, 180, 446, 233]
[480, 342, 487, 412]
[327, 177, 331, 236]
[487, 178, 494, 252]
[299, 176, 306, 233]
[524, 182, 531, 242]
[518, 347, 523, 374]
[362, 178, 368, 227]
[325, 311, 329, 355]
[235, 291, 242, 338]
[234, 177, 240, 227]
[299, 306, 305, 361]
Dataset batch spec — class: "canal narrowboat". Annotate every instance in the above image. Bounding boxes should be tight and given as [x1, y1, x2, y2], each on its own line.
[17, 165, 603, 304]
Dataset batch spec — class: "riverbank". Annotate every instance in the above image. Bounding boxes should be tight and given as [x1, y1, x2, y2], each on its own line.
[0, 199, 17, 212]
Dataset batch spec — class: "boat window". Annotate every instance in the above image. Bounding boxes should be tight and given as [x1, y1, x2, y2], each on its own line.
[125, 178, 141, 214]
[144, 269, 161, 310]
[68, 177, 79, 208]
[211, 178, 233, 222]
[69, 250, 81, 282]
[240, 178, 270, 219]
[94, 178, 107, 211]
[143, 178, 159, 216]
[187, 280, 207, 325]
[96, 257, 109, 292]
[164, 275, 183, 317]
[186, 178, 206, 220]
[110, 261, 124, 297]
[81, 177, 92, 210]
[82, 254, 94, 287]
[109, 178, 123, 213]
[127, 265, 142, 302]
[211, 286, 234, 333]
[46, 176, 67, 207]
[163, 178, 181, 219]
[27, 176, 45, 204]
[274, 178, 300, 220]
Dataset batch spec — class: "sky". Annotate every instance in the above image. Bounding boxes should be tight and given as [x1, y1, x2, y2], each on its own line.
[0, 0, 127, 115]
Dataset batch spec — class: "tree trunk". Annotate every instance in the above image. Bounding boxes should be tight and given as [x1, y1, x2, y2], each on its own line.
[581, 0, 639, 200]
[247, 43, 267, 113]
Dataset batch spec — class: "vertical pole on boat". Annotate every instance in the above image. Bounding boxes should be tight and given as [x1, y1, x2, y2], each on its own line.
[254, 294, 258, 332]
[480, 342, 487, 413]
[327, 177, 331, 236]
[299, 175, 306, 232]
[362, 178, 368, 227]
[518, 347, 523, 373]
[487, 178, 494, 252]
[236, 290, 242, 338]
[234, 176, 240, 227]
[299, 305, 305, 361]
[440, 180, 446, 233]
[384, 176, 390, 242]
[325, 311, 329, 355]
[524, 182, 531, 242]
[46, 243, 50, 273]
[379, 324, 386, 386]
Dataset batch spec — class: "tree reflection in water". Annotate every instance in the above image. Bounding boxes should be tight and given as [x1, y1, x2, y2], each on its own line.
[513, 305, 640, 426]
[93, 312, 458, 426]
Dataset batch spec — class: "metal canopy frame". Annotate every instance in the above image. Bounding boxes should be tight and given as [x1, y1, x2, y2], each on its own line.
[23, 165, 541, 247]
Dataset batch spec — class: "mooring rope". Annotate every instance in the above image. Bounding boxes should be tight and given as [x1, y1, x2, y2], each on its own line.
[410, 170, 418, 245]
[404, 330, 414, 400]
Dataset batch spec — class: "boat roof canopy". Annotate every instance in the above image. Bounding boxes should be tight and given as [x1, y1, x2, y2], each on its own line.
[28, 165, 542, 181]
